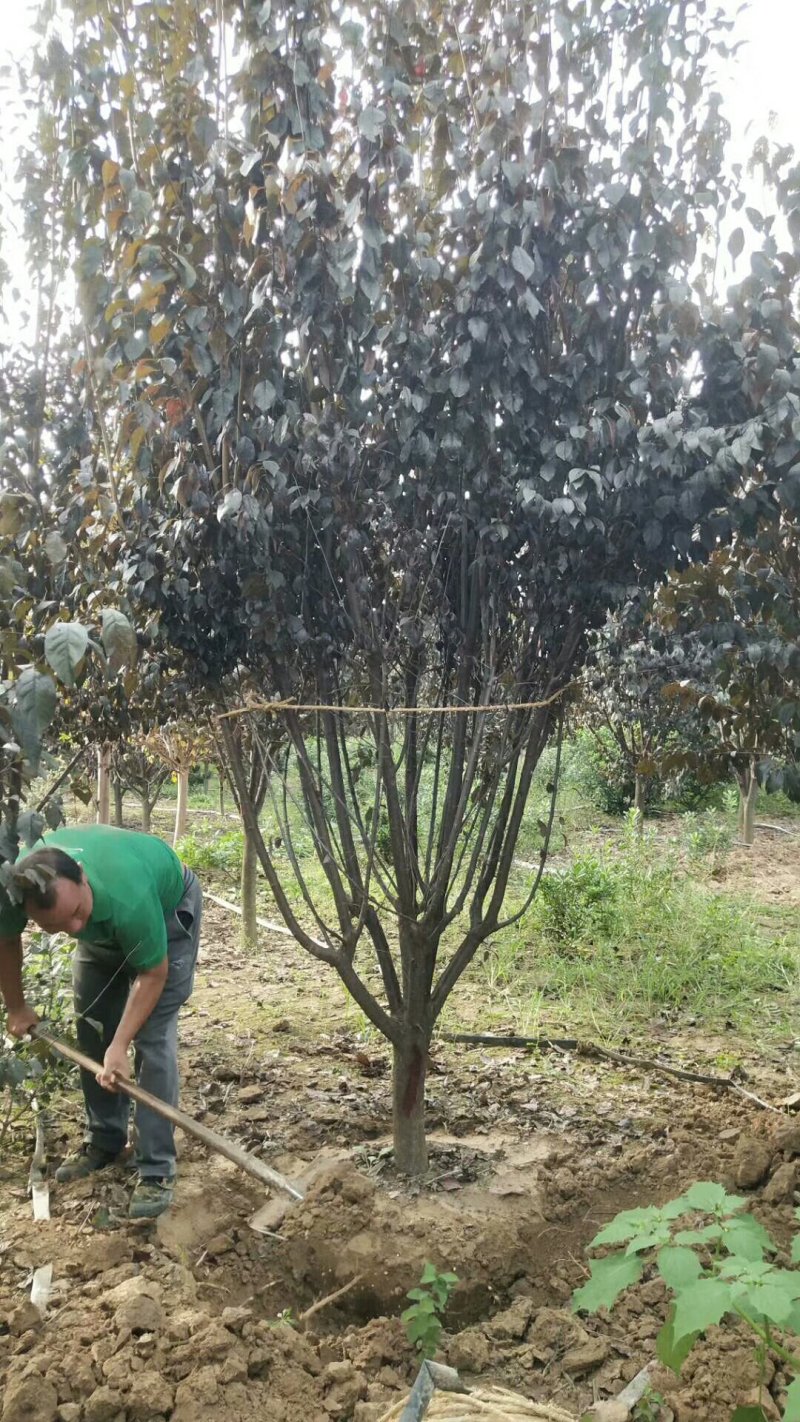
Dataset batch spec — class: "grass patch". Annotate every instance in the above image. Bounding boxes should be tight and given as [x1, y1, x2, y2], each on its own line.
[476, 830, 798, 1040]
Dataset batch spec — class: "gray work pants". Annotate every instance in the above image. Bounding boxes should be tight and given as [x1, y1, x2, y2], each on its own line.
[72, 867, 202, 1180]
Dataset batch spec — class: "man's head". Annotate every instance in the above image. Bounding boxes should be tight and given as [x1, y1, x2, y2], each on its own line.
[14, 848, 93, 935]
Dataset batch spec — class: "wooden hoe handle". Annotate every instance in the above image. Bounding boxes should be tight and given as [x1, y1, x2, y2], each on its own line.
[31, 1025, 304, 1201]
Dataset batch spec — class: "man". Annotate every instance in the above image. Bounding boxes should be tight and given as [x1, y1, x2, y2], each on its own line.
[0, 824, 202, 1220]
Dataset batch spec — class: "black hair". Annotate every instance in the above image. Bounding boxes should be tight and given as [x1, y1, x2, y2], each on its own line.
[14, 848, 83, 911]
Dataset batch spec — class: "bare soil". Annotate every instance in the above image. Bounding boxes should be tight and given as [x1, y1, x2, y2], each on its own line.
[1, 829, 798, 1422]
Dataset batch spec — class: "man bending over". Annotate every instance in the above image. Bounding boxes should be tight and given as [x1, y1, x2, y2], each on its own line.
[0, 824, 202, 1220]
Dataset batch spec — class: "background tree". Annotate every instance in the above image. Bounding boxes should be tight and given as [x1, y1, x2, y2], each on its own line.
[581, 606, 718, 827]
[662, 514, 800, 845]
[111, 740, 171, 833]
[212, 712, 278, 952]
[21, 0, 800, 1170]
[147, 723, 214, 848]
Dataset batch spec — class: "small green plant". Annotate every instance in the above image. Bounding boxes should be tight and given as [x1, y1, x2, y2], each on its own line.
[268, 1307, 296, 1328]
[176, 828, 244, 876]
[573, 1183, 800, 1421]
[632, 1389, 666, 1422]
[1, 931, 75, 1156]
[402, 1262, 458, 1360]
[682, 810, 733, 861]
[537, 853, 620, 946]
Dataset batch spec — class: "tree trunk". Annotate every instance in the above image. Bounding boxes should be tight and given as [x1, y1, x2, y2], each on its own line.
[173, 768, 189, 847]
[96, 745, 111, 825]
[112, 777, 124, 827]
[633, 771, 646, 835]
[392, 1032, 429, 1175]
[738, 761, 758, 846]
[240, 830, 259, 951]
[219, 772, 225, 815]
[141, 795, 152, 833]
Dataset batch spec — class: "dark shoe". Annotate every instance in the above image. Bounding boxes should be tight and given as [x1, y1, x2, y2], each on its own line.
[54, 1145, 124, 1183]
[129, 1177, 174, 1220]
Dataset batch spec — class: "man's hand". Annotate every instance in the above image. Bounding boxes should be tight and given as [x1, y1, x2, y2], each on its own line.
[97, 1042, 130, 1093]
[6, 1005, 40, 1039]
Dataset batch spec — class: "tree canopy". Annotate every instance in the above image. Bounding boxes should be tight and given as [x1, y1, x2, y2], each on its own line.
[7, 0, 800, 1167]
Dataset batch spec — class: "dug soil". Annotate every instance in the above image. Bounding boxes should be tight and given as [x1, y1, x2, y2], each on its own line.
[1, 829, 799, 1421]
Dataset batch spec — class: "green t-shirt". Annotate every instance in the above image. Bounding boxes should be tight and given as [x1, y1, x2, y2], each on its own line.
[0, 825, 185, 971]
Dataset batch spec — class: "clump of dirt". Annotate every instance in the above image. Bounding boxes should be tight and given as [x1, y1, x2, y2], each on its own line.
[276, 1154, 554, 1321]
[0, 1227, 327, 1422]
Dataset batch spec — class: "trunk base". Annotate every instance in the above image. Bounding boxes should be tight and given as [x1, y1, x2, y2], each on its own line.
[392, 1039, 429, 1175]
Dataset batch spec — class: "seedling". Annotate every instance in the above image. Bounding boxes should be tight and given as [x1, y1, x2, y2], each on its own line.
[573, 1183, 800, 1421]
[402, 1261, 458, 1360]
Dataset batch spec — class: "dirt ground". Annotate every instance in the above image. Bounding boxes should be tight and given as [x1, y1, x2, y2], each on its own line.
[1, 830, 799, 1422]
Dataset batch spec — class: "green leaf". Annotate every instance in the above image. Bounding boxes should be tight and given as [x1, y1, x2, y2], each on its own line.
[730, 1409, 769, 1422]
[449, 370, 469, 398]
[682, 1181, 743, 1214]
[13, 668, 57, 750]
[722, 1215, 775, 1261]
[674, 1224, 723, 1246]
[511, 244, 535, 280]
[655, 1307, 700, 1375]
[101, 609, 138, 673]
[783, 1376, 800, 1422]
[672, 1279, 733, 1343]
[590, 1206, 661, 1247]
[626, 1228, 672, 1254]
[738, 1283, 793, 1327]
[17, 810, 46, 847]
[791, 1234, 800, 1265]
[657, 1246, 702, 1291]
[728, 227, 745, 260]
[44, 622, 89, 687]
[44, 531, 68, 564]
[358, 106, 386, 141]
[253, 379, 277, 412]
[572, 1253, 643, 1314]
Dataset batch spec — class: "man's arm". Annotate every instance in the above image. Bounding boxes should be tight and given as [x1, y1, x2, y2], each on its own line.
[0, 934, 40, 1037]
[96, 957, 168, 1090]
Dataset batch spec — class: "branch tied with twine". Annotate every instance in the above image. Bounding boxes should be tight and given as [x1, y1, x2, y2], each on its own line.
[215, 682, 576, 724]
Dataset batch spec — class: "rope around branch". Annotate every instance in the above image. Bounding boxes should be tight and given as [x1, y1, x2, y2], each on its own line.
[215, 682, 575, 723]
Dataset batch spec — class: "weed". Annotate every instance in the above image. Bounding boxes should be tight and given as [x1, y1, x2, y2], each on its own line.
[265, 1307, 296, 1329]
[0, 932, 76, 1154]
[401, 1262, 458, 1360]
[176, 828, 243, 877]
[682, 811, 734, 861]
[488, 831, 798, 1038]
[537, 854, 620, 945]
[573, 1183, 800, 1422]
[632, 1389, 666, 1422]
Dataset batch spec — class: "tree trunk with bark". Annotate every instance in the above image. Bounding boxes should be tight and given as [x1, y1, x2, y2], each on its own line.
[219, 771, 225, 815]
[240, 830, 259, 950]
[112, 776, 124, 827]
[96, 745, 111, 825]
[391, 1028, 430, 1176]
[633, 771, 646, 834]
[737, 760, 758, 846]
[173, 768, 189, 847]
[141, 795, 152, 833]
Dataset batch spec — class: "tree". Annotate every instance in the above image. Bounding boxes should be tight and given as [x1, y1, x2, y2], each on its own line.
[662, 515, 800, 845]
[22, 0, 800, 1170]
[0, 343, 139, 891]
[212, 716, 273, 952]
[582, 606, 717, 827]
[147, 723, 214, 848]
[111, 740, 170, 833]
